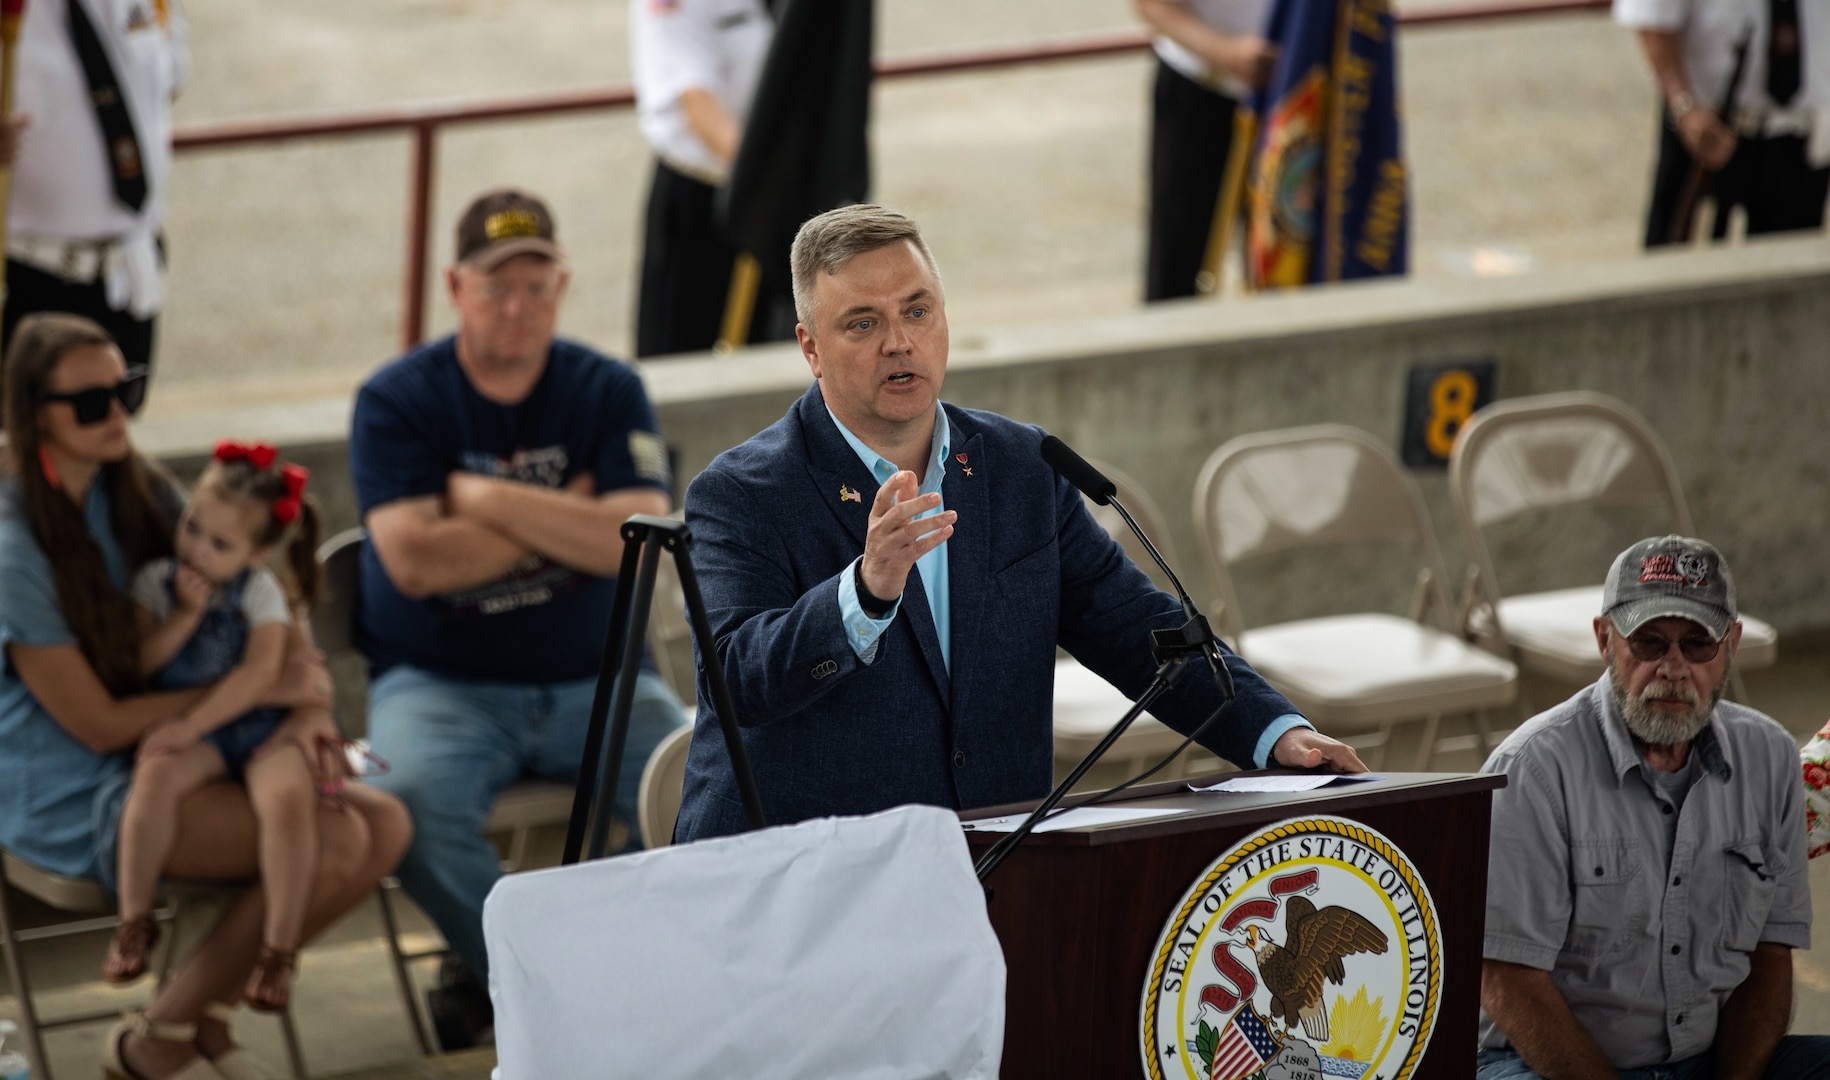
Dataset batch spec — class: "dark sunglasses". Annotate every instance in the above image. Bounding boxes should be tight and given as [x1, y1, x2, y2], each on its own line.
[1621, 629, 1721, 664]
[43, 367, 148, 425]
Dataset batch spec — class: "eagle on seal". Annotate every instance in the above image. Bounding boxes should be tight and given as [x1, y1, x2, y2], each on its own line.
[1246, 895, 1389, 1041]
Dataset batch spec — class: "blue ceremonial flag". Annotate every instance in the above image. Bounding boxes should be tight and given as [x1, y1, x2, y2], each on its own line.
[1246, 0, 1407, 288]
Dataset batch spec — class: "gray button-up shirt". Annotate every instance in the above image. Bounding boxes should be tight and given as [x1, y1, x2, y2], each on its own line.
[1478, 672, 1812, 1067]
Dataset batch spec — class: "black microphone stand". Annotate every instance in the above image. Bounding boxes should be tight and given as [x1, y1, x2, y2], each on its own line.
[976, 441, 1241, 884]
[563, 515, 765, 864]
[973, 615, 1223, 883]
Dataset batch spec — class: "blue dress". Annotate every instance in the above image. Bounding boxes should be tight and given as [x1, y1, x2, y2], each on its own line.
[0, 479, 139, 892]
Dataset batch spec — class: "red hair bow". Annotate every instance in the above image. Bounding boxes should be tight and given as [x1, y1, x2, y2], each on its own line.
[273, 464, 310, 526]
[214, 440, 278, 471]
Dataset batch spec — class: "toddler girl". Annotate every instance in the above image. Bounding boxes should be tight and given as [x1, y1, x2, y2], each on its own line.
[102, 441, 322, 1012]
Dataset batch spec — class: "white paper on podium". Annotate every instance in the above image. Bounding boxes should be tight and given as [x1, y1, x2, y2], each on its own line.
[1190, 773, 1386, 793]
[484, 804, 1006, 1080]
[960, 806, 1189, 833]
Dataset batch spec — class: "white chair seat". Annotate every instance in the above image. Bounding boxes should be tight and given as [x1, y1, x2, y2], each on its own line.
[1486, 586, 1778, 684]
[1051, 657, 1194, 763]
[1237, 613, 1519, 729]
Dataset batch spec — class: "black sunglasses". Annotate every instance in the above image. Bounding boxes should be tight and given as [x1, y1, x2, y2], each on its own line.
[1622, 629, 1721, 664]
[43, 367, 148, 425]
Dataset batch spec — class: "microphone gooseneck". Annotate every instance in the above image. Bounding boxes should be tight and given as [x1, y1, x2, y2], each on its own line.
[1038, 434, 1234, 700]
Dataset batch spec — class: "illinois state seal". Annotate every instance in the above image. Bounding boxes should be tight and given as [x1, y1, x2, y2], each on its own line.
[1140, 816, 1443, 1080]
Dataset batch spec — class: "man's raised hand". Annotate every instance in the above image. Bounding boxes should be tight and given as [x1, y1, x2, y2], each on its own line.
[858, 470, 954, 604]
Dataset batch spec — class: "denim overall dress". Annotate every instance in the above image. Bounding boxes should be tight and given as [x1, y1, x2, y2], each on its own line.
[152, 567, 288, 779]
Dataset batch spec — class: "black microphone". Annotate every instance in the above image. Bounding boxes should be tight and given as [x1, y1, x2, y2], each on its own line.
[1039, 434, 1234, 701]
[1040, 435, 1116, 506]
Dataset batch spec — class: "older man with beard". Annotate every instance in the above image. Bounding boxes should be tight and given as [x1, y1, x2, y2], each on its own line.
[1475, 536, 1828, 1080]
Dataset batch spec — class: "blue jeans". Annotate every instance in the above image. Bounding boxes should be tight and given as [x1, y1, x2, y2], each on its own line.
[366, 663, 687, 980]
[1477, 1038, 1830, 1080]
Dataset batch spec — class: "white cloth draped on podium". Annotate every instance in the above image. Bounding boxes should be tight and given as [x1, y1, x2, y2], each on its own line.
[483, 804, 1006, 1078]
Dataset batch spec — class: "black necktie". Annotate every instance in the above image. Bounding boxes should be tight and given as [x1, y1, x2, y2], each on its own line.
[1768, 0, 1803, 107]
[65, 0, 148, 212]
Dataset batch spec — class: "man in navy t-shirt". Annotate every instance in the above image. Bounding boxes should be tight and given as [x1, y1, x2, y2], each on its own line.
[349, 187, 688, 1049]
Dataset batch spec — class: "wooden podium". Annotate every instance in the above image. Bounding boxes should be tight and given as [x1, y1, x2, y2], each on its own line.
[963, 771, 1504, 1080]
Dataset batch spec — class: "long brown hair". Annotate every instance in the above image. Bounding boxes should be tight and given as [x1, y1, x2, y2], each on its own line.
[3, 314, 175, 696]
[195, 452, 322, 610]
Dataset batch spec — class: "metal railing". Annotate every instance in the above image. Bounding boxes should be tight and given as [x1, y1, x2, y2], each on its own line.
[170, 0, 1610, 348]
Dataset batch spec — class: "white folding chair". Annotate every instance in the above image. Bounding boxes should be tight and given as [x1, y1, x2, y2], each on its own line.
[1448, 392, 1776, 696]
[484, 806, 1004, 1079]
[636, 725, 693, 849]
[1193, 425, 1519, 769]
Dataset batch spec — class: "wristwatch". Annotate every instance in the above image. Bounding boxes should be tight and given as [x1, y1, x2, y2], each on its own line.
[855, 561, 896, 619]
[1668, 90, 1698, 124]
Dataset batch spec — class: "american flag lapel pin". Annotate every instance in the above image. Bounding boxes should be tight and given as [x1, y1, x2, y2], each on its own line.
[840, 484, 861, 503]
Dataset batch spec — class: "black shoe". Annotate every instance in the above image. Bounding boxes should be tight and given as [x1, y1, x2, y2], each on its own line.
[428, 959, 493, 1052]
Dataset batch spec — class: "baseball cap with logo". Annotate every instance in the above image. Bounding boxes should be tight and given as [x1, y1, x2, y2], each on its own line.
[1601, 535, 1737, 641]
[455, 188, 561, 270]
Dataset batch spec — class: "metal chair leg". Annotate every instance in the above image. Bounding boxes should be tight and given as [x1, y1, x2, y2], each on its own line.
[1368, 722, 1394, 773]
[1413, 714, 1443, 771]
[275, 1005, 307, 1078]
[0, 874, 55, 1080]
[1728, 667, 1752, 704]
[374, 884, 434, 1055]
[1470, 708, 1497, 760]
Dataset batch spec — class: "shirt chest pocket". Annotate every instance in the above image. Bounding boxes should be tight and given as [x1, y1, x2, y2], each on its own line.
[1720, 838, 1779, 953]
[1567, 839, 1646, 957]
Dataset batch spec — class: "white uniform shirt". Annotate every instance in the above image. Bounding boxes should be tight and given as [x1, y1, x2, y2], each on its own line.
[1615, 0, 1830, 163]
[1150, 0, 1273, 101]
[10, 0, 187, 313]
[630, 0, 772, 184]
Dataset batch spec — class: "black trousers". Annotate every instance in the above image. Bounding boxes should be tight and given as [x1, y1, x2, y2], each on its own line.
[1644, 114, 1830, 246]
[2, 257, 158, 382]
[635, 160, 790, 358]
[1145, 58, 1242, 302]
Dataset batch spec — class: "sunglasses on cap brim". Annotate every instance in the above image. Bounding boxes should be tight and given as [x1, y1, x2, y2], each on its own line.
[43, 367, 149, 425]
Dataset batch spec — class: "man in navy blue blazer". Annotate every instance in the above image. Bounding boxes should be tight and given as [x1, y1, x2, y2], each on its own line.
[675, 205, 1363, 841]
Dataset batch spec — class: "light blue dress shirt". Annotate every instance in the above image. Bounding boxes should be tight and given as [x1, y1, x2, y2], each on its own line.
[831, 406, 950, 672]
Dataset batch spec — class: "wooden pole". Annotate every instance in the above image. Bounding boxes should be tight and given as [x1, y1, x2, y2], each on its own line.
[0, 0, 28, 313]
[1197, 109, 1258, 297]
[715, 251, 761, 355]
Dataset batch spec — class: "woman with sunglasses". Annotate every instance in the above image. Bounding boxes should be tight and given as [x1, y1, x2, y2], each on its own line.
[0, 313, 412, 1080]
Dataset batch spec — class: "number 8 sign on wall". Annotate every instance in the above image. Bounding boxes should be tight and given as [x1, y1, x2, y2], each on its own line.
[1399, 360, 1495, 469]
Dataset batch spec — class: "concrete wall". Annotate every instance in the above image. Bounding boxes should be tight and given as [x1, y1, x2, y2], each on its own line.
[140, 232, 1830, 633]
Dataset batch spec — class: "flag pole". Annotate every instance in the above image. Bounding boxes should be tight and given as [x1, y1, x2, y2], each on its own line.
[714, 251, 761, 354]
[1197, 109, 1257, 297]
[0, 0, 27, 314]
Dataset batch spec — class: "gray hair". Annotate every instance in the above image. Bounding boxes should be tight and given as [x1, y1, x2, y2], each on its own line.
[790, 204, 943, 331]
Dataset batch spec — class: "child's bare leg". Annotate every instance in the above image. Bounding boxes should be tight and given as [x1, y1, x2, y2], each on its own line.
[241, 742, 318, 1009]
[106, 743, 227, 983]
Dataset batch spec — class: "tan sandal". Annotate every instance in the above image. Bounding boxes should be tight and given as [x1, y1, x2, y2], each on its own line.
[100, 1011, 225, 1080]
[242, 945, 296, 1013]
[196, 1003, 278, 1080]
[102, 914, 161, 985]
